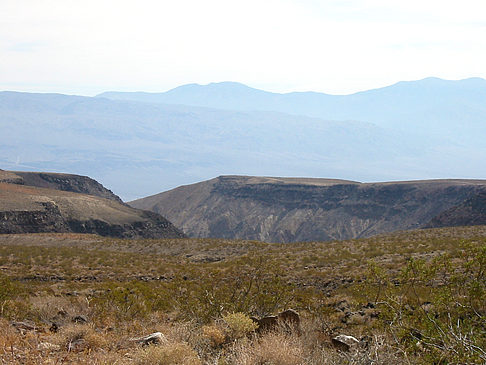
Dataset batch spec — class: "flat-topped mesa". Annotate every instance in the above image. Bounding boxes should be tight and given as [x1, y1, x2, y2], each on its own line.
[130, 176, 486, 243]
[216, 175, 359, 187]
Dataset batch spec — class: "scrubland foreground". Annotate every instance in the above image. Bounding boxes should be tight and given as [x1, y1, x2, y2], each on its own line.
[0, 226, 485, 364]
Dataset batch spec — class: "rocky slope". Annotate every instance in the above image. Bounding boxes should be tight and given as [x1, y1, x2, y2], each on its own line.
[129, 176, 486, 243]
[0, 169, 122, 202]
[425, 191, 486, 228]
[0, 175, 185, 239]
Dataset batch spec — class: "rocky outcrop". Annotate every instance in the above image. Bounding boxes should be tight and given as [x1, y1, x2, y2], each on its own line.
[0, 182, 185, 239]
[130, 176, 486, 243]
[7, 170, 123, 203]
[425, 192, 486, 228]
[0, 169, 24, 184]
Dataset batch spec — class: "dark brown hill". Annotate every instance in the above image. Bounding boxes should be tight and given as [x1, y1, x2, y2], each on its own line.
[0, 181, 185, 239]
[425, 191, 486, 228]
[0, 169, 122, 202]
[129, 175, 486, 243]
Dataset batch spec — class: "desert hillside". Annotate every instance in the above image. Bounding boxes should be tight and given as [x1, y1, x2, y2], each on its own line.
[0, 169, 122, 202]
[130, 175, 486, 242]
[0, 170, 184, 239]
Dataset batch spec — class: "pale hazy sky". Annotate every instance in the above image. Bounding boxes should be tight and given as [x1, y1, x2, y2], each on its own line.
[1, 0, 486, 95]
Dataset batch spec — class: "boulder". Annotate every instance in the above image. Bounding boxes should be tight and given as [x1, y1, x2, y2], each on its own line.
[252, 309, 301, 334]
[254, 316, 279, 333]
[278, 309, 301, 333]
[331, 334, 359, 352]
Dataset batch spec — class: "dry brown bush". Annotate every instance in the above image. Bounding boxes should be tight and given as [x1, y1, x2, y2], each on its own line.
[229, 331, 304, 365]
[202, 324, 226, 348]
[52, 323, 108, 351]
[134, 342, 201, 365]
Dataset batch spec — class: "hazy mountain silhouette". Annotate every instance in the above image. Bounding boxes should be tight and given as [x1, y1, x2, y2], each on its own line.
[99, 77, 486, 142]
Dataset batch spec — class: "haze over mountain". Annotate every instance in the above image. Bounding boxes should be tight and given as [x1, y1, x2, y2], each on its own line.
[130, 175, 486, 243]
[1, 77, 486, 200]
[99, 77, 486, 142]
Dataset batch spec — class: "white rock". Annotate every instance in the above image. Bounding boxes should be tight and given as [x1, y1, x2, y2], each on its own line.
[131, 332, 167, 346]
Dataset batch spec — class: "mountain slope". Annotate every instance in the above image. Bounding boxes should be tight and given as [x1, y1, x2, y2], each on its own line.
[129, 176, 486, 243]
[0, 173, 185, 238]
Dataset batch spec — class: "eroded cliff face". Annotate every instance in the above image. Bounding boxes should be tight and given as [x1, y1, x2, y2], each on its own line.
[130, 176, 486, 243]
[425, 192, 486, 228]
[0, 176, 185, 239]
[1, 170, 122, 202]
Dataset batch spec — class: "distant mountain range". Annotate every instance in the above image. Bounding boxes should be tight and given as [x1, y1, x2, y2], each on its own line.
[99, 77, 486, 142]
[1, 77, 486, 200]
[129, 175, 486, 243]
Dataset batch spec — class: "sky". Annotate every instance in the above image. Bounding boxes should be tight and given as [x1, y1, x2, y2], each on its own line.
[1, 0, 486, 96]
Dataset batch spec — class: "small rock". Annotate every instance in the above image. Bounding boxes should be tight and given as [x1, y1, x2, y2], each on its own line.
[11, 321, 40, 333]
[38, 342, 60, 351]
[131, 332, 167, 346]
[72, 315, 88, 324]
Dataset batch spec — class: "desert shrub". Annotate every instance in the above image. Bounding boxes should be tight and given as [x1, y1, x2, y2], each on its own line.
[362, 244, 486, 363]
[54, 323, 108, 351]
[0, 318, 18, 351]
[0, 275, 15, 317]
[90, 281, 170, 321]
[202, 324, 226, 347]
[134, 343, 201, 365]
[170, 257, 316, 322]
[222, 312, 258, 339]
[0, 275, 28, 319]
[27, 295, 88, 325]
[229, 331, 303, 365]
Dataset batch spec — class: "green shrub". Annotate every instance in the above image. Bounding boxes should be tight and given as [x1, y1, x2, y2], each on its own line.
[222, 312, 258, 339]
[362, 244, 486, 364]
[0, 274, 21, 317]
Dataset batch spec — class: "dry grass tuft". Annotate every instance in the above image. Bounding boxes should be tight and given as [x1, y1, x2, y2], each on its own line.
[230, 331, 304, 365]
[53, 323, 108, 351]
[134, 342, 201, 365]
